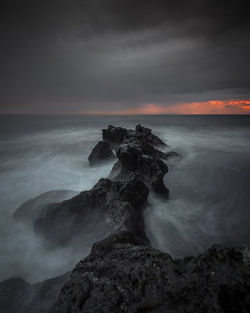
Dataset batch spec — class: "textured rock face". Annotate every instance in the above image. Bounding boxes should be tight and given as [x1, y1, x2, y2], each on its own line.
[34, 176, 149, 247]
[88, 140, 114, 164]
[102, 125, 170, 196]
[0, 273, 70, 313]
[102, 125, 129, 143]
[50, 232, 250, 313]
[102, 124, 166, 147]
[113, 142, 169, 196]
[3, 124, 249, 313]
[13, 190, 78, 223]
[135, 124, 166, 146]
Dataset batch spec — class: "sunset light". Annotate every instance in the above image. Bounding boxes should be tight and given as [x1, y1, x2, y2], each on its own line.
[81, 100, 250, 115]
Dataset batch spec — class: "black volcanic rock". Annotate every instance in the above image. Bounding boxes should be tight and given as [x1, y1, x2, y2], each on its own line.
[88, 140, 114, 164]
[13, 190, 78, 223]
[101, 124, 170, 196]
[102, 124, 166, 147]
[34, 176, 149, 247]
[135, 124, 166, 146]
[102, 125, 129, 143]
[4, 125, 248, 313]
[111, 144, 169, 196]
[50, 232, 250, 313]
[0, 273, 70, 313]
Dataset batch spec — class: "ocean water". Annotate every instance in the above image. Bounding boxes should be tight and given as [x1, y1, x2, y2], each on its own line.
[0, 114, 250, 282]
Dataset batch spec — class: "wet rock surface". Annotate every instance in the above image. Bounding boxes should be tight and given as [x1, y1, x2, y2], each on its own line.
[13, 190, 78, 223]
[102, 125, 130, 144]
[102, 124, 166, 147]
[88, 140, 114, 164]
[34, 176, 149, 247]
[50, 233, 250, 313]
[104, 125, 170, 196]
[1, 124, 249, 313]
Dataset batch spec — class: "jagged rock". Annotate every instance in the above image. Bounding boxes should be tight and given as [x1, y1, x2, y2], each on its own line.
[2, 125, 248, 313]
[13, 190, 78, 223]
[34, 176, 149, 247]
[122, 136, 167, 160]
[110, 142, 169, 196]
[102, 125, 129, 143]
[50, 233, 250, 313]
[102, 124, 166, 146]
[0, 272, 70, 313]
[135, 124, 166, 146]
[100, 124, 170, 196]
[88, 141, 114, 164]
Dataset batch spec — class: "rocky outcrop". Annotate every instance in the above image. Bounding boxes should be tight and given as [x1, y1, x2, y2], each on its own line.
[111, 141, 169, 196]
[134, 124, 166, 146]
[102, 125, 170, 196]
[102, 125, 130, 144]
[34, 125, 168, 246]
[50, 232, 250, 313]
[0, 273, 70, 313]
[102, 124, 166, 147]
[34, 176, 149, 247]
[2, 124, 249, 313]
[13, 190, 78, 223]
[88, 141, 114, 165]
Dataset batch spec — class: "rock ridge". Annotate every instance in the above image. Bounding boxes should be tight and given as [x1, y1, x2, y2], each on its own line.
[1, 125, 249, 313]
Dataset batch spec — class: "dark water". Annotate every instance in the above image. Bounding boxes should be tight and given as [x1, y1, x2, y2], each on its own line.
[0, 114, 250, 282]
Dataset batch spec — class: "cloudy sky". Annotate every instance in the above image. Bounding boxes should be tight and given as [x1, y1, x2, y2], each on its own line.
[1, 0, 250, 114]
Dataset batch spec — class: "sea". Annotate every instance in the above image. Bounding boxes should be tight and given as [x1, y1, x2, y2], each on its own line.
[0, 114, 250, 283]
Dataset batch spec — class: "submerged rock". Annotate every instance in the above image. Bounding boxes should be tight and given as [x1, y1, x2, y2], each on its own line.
[13, 190, 78, 223]
[34, 176, 149, 247]
[88, 140, 114, 165]
[50, 233, 250, 313]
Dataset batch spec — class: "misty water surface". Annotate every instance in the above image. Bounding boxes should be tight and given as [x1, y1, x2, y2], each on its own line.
[0, 115, 250, 282]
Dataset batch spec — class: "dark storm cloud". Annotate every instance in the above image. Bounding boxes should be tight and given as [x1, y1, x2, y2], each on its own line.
[0, 0, 249, 113]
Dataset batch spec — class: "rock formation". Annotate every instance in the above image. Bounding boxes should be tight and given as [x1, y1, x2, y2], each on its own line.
[34, 176, 149, 247]
[102, 124, 166, 147]
[0, 273, 70, 313]
[34, 125, 169, 246]
[1, 125, 249, 313]
[88, 140, 114, 164]
[104, 124, 171, 196]
[13, 190, 78, 223]
[50, 233, 250, 313]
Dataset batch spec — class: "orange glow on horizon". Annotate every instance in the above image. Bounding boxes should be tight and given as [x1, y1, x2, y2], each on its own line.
[81, 99, 250, 115]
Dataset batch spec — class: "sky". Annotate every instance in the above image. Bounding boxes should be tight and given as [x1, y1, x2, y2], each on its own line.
[1, 0, 250, 114]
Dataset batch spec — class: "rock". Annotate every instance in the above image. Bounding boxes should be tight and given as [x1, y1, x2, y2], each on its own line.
[34, 176, 149, 247]
[88, 141, 115, 164]
[135, 124, 166, 146]
[50, 233, 250, 313]
[102, 125, 129, 143]
[165, 151, 181, 159]
[13, 190, 78, 223]
[2, 125, 248, 313]
[100, 124, 170, 196]
[0, 272, 70, 313]
[102, 124, 166, 147]
[0, 278, 30, 313]
[110, 141, 169, 196]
